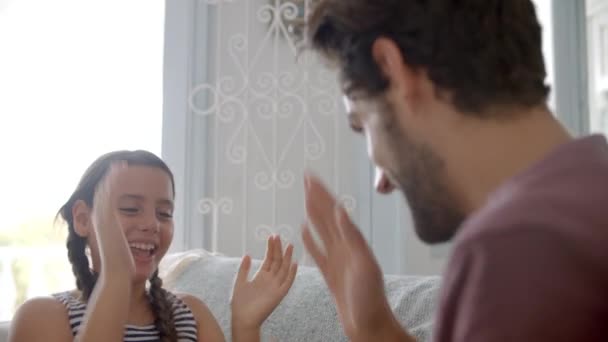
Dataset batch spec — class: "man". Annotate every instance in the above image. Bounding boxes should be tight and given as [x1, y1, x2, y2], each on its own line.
[300, 0, 608, 341]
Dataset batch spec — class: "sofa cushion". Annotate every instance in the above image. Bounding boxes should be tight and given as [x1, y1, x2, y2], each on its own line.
[160, 249, 441, 341]
[0, 321, 10, 342]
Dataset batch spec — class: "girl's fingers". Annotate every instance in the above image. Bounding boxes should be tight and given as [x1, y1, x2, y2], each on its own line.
[277, 244, 294, 283]
[235, 255, 252, 286]
[270, 235, 283, 274]
[280, 262, 298, 293]
[261, 235, 274, 271]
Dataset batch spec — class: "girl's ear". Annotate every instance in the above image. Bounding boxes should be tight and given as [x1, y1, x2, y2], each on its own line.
[72, 200, 92, 238]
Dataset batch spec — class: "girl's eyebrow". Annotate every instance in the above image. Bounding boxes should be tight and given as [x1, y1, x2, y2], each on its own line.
[119, 194, 174, 207]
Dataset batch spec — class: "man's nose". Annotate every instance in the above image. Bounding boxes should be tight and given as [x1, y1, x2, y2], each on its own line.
[375, 167, 395, 194]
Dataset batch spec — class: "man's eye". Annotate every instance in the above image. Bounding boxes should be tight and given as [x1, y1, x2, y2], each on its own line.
[119, 208, 138, 214]
[350, 124, 363, 133]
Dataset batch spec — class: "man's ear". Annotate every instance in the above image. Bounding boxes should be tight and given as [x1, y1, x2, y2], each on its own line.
[371, 37, 420, 100]
[72, 200, 92, 238]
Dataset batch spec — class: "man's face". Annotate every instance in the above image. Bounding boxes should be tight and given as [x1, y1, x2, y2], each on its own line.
[344, 95, 465, 243]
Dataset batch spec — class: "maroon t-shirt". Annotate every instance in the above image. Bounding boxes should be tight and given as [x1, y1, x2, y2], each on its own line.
[434, 135, 608, 341]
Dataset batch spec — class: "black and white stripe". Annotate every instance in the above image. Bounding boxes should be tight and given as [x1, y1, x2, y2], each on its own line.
[53, 291, 198, 341]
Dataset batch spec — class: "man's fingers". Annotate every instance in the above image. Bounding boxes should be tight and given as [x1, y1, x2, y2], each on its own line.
[302, 223, 327, 272]
[335, 204, 356, 238]
[278, 244, 294, 283]
[235, 255, 252, 286]
[304, 173, 341, 245]
[335, 205, 368, 247]
[334, 205, 379, 272]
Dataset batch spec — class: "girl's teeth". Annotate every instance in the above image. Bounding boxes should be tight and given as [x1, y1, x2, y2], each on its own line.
[129, 243, 154, 251]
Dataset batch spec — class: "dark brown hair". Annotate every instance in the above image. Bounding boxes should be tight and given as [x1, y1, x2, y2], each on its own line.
[306, 0, 550, 115]
[58, 150, 178, 342]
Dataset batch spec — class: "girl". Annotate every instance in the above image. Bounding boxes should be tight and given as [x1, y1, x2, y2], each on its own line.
[8, 150, 297, 342]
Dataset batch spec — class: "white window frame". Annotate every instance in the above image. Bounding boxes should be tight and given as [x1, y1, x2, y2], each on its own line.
[552, 0, 590, 135]
[162, 0, 210, 252]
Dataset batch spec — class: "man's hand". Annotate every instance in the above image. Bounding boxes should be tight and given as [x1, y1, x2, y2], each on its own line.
[302, 174, 413, 341]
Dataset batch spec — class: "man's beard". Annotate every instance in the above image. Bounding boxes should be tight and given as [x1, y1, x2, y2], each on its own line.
[382, 113, 465, 244]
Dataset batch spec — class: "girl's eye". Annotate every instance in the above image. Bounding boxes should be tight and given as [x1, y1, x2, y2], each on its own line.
[158, 211, 173, 219]
[119, 208, 139, 214]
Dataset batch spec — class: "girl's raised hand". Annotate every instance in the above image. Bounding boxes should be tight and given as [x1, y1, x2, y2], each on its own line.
[91, 162, 135, 279]
[230, 235, 298, 333]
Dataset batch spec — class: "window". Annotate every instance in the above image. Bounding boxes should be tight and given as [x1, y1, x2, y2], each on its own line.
[587, 0, 608, 135]
[0, 0, 164, 320]
[534, 0, 556, 110]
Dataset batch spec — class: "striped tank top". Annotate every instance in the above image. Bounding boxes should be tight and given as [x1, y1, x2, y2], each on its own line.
[53, 291, 198, 341]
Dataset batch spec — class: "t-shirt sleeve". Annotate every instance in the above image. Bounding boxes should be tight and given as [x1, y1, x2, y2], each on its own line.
[433, 228, 602, 342]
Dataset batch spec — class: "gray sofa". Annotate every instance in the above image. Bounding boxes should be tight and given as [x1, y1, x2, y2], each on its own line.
[0, 249, 441, 341]
[0, 322, 8, 342]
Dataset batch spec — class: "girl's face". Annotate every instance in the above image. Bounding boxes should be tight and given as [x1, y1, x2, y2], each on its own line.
[87, 165, 175, 283]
